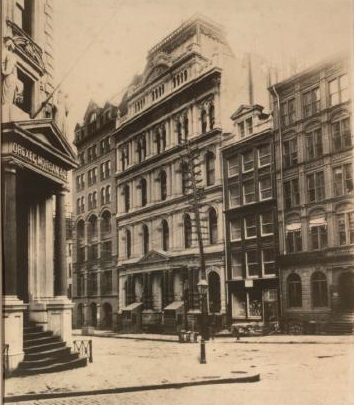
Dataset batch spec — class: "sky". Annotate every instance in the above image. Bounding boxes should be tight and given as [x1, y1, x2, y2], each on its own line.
[54, 0, 353, 140]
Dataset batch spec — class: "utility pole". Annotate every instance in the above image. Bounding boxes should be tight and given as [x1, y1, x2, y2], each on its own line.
[181, 141, 208, 363]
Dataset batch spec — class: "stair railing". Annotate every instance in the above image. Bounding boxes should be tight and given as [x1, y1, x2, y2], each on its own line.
[73, 340, 93, 363]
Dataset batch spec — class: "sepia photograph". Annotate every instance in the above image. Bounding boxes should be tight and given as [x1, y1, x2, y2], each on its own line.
[1, 0, 353, 404]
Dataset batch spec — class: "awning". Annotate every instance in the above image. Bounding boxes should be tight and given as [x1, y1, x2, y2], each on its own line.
[309, 217, 327, 228]
[122, 302, 143, 311]
[164, 301, 184, 310]
[286, 222, 301, 231]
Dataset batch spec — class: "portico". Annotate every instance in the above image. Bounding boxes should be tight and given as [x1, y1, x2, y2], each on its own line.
[2, 119, 78, 370]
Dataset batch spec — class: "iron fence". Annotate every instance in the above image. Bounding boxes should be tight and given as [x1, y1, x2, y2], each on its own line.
[73, 340, 93, 363]
[3, 344, 9, 374]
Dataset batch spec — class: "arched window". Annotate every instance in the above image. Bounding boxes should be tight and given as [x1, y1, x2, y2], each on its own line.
[205, 151, 215, 186]
[123, 185, 130, 212]
[142, 224, 149, 255]
[184, 214, 192, 248]
[126, 229, 131, 258]
[140, 178, 147, 207]
[209, 103, 215, 130]
[76, 220, 85, 242]
[208, 271, 221, 313]
[311, 271, 328, 307]
[88, 215, 98, 240]
[162, 220, 169, 251]
[101, 211, 111, 235]
[160, 170, 167, 201]
[181, 162, 190, 195]
[209, 208, 218, 244]
[287, 273, 302, 307]
[201, 108, 207, 133]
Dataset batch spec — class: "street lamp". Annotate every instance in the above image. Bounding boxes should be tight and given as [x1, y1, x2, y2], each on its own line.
[197, 278, 208, 364]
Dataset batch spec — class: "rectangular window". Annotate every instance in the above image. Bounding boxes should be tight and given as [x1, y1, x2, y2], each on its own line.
[281, 98, 296, 126]
[333, 163, 353, 196]
[243, 180, 255, 204]
[228, 156, 239, 176]
[229, 184, 240, 207]
[246, 250, 258, 277]
[332, 118, 351, 151]
[284, 179, 300, 209]
[259, 176, 272, 200]
[338, 212, 354, 246]
[244, 215, 257, 238]
[260, 211, 274, 236]
[306, 128, 323, 159]
[246, 117, 253, 135]
[238, 122, 245, 138]
[242, 150, 254, 172]
[231, 252, 242, 279]
[258, 144, 271, 167]
[286, 230, 302, 253]
[262, 249, 276, 276]
[283, 138, 298, 167]
[230, 219, 241, 241]
[310, 225, 328, 250]
[329, 74, 349, 106]
[307, 171, 325, 203]
[303, 87, 320, 117]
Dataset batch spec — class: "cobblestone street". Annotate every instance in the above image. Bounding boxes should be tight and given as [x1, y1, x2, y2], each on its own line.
[4, 334, 354, 405]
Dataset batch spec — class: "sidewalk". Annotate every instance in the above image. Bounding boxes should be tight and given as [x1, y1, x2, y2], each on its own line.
[74, 329, 354, 344]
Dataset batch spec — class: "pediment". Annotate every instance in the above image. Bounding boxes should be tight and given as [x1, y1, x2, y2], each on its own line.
[144, 52, 172, 84]
[14, 119, 77, 168]
[138, 249, 170, 264]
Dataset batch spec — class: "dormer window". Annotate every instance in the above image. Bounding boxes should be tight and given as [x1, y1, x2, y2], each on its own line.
[238, 122, 245, 138]
[246, 117, 253, 135]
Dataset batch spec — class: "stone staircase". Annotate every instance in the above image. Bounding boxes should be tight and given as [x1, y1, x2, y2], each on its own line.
[14, 323, 87, 376]
[326, 312, 354, 335]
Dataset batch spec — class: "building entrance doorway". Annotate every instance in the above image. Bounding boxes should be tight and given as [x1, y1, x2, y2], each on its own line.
[338, 272, 354, 311]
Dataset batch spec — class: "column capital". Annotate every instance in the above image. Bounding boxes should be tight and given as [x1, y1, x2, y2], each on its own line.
[3, 158, 23, 173]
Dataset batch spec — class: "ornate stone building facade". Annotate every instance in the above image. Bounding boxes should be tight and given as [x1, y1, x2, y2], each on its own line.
[113, 15, 263, 333]
[2, 0, 79, 371]
[72, 101, 118, 330]
[270, 55, 354, 333]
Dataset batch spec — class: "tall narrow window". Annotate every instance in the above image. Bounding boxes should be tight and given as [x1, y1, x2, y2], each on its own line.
[333, 163, 353, 196]
[259, 176, 272, 200]
[209, 104, 215, 130]
[229, 184, 240, 207]
[201, 108, 207, 133]
[303, 87, 320, 117]
[209, 208, 218, 245]
[162, 220, 169, 251]
[306, 128, 323, 159]
[286, 222, 302, 252]
[184, 214, 192, 248]
[288, 273, 302, 307]
[332, 117, 351, 151]
[160, 170, 167, 201]
[246, 250, 258, 277]
[142, 224, 149, 255]
[205, 151, 215, 186]
[228, 156, 239, 176]
[283, 138, 298, 167]
[140, 178, 147, 207]
[126, 229, 131, 258]
[307, 171, 325, 203]
[258, 144, 271, 167]
[181, 162, 190, 195]
[123, 185, 130, 212]
[230, 219, 241, 241]
[337, 212, 354, 246]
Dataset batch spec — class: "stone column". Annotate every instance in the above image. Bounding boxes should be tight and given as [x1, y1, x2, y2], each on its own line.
[2, 164, 27, 370]
[54, 189, 66, 296]
[3, 165, 17, 296]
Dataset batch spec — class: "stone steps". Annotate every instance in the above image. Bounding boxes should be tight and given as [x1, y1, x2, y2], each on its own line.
[13, 323, 87, 376]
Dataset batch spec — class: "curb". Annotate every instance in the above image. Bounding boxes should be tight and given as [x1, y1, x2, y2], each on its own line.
[4, 374, 260, 403]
